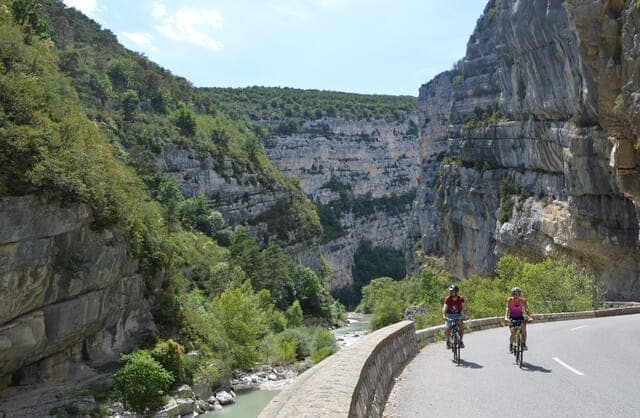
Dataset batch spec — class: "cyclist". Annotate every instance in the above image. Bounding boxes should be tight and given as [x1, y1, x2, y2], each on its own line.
[505, 287, 532, 352]
[442, 284, 468, 348]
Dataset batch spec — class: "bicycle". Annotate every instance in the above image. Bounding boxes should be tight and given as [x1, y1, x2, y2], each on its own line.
[449, 320, 462, 364]
[510, 319, 526, 368]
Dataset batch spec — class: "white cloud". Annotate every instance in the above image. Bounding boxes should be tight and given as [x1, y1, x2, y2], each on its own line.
[120, 32, 157, 51]
[151, 2, 167, 19]
[152, 5, 223, 52]
[63, 0, 97, 16]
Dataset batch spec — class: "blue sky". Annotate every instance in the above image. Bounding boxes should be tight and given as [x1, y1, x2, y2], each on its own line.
[61, 0, 489, 96]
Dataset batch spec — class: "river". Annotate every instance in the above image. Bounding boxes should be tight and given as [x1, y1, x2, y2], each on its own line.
[202, 312, 371, 417]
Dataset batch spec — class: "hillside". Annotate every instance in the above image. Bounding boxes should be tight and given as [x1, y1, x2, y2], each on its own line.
[0, 1, 345, 414]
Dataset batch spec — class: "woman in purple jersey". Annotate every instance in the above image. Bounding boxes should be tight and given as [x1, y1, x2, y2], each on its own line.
[504, 287, 532, 351]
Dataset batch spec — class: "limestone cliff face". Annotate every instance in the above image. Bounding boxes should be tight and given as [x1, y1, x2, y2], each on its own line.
[0, 196, 155, 387]
[415, 0, 640, 299]
[264, 117, 420, 289]
[157, 144, 320, 267]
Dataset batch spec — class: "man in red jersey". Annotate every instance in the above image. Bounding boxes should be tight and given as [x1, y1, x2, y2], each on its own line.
[442, 284, 468, 348]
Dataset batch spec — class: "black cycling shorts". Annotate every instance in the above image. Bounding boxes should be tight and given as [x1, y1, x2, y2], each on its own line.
[509, 318, 525, 328]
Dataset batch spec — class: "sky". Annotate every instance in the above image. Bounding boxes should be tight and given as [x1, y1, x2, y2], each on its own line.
[61, 0, 489, 96]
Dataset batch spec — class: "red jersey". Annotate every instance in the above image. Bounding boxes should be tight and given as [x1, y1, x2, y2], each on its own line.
[445, 295, 465, 314]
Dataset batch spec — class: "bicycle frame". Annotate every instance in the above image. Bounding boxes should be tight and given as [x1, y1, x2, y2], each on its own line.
[450, 321, 462, 364]
[511, 319, 525, 368]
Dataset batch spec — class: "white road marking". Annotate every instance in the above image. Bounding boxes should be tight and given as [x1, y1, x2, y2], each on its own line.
[570, 325, 588, 331]
[553, 357, 584, 376]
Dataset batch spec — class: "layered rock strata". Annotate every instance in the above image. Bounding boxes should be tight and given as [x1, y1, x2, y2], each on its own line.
[0, 196, 155, 387]
[415, 0, 640, 299]
[264, 117, 420, 289]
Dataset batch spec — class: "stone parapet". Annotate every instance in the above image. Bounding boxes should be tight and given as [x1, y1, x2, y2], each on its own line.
[261, 306, 640, 417]
[259, 321, 417, 418]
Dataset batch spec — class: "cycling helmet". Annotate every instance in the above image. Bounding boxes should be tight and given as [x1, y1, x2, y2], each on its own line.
[511, 287, 522, 296]
[448, 284, 459, 292]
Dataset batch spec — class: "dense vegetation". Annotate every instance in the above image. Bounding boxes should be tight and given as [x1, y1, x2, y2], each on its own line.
[332, 240, 406, 310]
[37, 0, 322, 244]
[0, 1, 343, 412]
[358, 255, 605, 330]
[204, 86, 416, 124]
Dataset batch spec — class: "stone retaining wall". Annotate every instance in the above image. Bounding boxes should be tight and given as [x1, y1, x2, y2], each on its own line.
[259, 306, 640, 418]
[258, 321, 417, 418]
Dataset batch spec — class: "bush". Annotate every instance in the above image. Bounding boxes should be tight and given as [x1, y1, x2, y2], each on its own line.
[370, 294, 403, 329]
[278, 327, 310, 360]
[151, 339, 186, 384]
[285, 300, 303, 327]
[310, 326, 337, 354]
[311, 346, 333, 363]
[113, 351, 174, 413]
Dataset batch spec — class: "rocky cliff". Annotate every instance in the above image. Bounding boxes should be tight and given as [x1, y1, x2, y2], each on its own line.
[415, 0, 640, 299]
[0, 196, 155, 389]
[264, 117, 420, 289]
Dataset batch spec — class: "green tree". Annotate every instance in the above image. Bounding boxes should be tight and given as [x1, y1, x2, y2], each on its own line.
[261, 245, 295, 309]
[11, 0, 48, 38]
[293, 265, 326, 317]
[121, 89, 139, 121]
[151, 339, 187, 384]
[209, 283, 267, 369]
[285, 300, 303, 327]
[177, 194, 224, 236]
[174, 103, 197, 137]
[371, 293, 404, 329]
[113, 351, 174, 413]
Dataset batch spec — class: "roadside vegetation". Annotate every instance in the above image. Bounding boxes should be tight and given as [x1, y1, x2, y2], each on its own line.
[358, 255, 605, 330]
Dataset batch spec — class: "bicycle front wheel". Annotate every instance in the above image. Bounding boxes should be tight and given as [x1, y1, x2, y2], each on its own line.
[452, 333, 459, 363]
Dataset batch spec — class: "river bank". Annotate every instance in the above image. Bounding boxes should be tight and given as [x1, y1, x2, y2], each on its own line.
[201, 312, 372, 417]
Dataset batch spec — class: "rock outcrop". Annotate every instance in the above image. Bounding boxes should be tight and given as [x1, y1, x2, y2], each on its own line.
[0, 196, 155, 389]
[414, 0, 640, 299]
[264, 117, 420, 289]
[157, 143, 322, 269]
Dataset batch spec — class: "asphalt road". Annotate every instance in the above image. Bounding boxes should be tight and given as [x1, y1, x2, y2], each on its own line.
[384, 314, 640, 418]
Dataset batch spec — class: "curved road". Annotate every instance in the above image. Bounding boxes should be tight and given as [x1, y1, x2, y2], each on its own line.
[384, 314, 640, 417]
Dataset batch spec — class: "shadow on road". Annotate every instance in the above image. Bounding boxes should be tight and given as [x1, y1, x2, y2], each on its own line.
[453, 359, 483, 369]
[521, 362, 552, 373]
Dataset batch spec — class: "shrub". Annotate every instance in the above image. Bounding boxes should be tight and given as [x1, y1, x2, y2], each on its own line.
[278, 327, 310, 360]
[285, 300, 304, 327]
[310, 326, 337, 354]
[151, 339, 186, 384]
[371, 294, 404, 329]
[113, 351, 174, 413]
[311, 346, 333, 363]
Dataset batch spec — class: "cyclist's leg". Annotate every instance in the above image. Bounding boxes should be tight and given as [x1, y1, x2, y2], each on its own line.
[521, 322, 527, 347]
[509, 324, 516, 346]
[444, 316, 452, 347]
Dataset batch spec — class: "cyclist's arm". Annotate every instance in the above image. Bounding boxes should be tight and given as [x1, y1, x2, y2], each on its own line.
[504, 299, 510, 320]
[523, 298, 532, 318]
[462, 302, 469, 318]
[442, 300, 448, 320]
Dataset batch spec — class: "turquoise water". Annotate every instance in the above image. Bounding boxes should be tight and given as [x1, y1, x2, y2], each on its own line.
[332, 312, 372, 345]
[201, 389, 279, 417]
